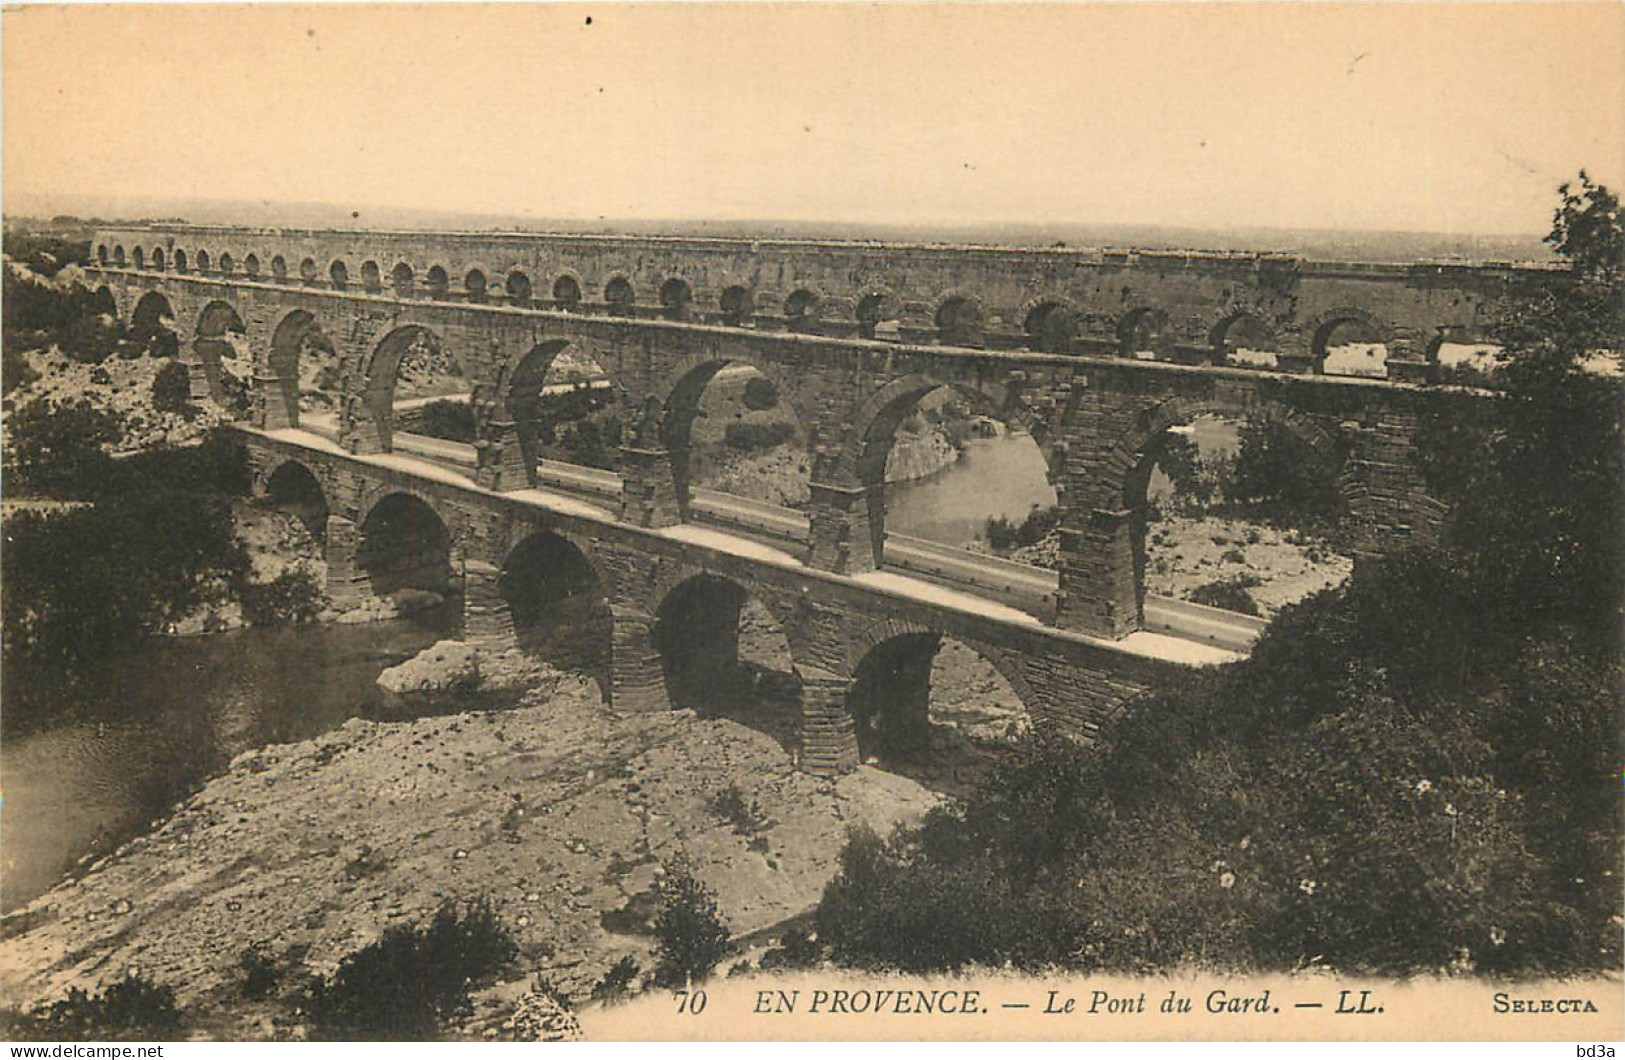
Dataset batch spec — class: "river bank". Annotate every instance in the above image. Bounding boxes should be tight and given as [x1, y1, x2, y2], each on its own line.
[0, 668, 936, 1039]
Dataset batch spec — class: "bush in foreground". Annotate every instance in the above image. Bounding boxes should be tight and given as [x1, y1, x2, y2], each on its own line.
[651, 860, 732, 987]
[16, 972, 183, 1041]
[305, 897, 517, 1040]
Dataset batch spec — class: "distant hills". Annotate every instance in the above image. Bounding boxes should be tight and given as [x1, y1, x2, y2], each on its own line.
[4, 193, 1554, 265]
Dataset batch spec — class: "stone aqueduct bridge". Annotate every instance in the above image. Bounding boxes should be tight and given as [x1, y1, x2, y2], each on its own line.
[82, 223, 1525, 771]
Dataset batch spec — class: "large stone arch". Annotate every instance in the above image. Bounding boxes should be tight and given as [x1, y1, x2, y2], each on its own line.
[841, 619, 1039, 769]
[1306, 306, 1394, 373]
[1076, 391, 1354, 636]
[193, 299, 248, 410]
[650, 349, 816, 517]
[261, 309, 332, 429]
[351, 486, 462, 606]
[826, 371, 1059, 570]
[487, 335, 628, 488]
[347, 323, 457, 454]
[648, 567, 805, 747]
[128, 288, 175, 345]
[840, 616, 1041, 714]
[834, 371, 1052, 486]
[260, 457, 332, 540]
[488, 525, 614, 697]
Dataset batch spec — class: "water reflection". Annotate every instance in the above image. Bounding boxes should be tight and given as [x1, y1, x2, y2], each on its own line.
[884, 433, 1057, 548]
[1, 616, 452, 913]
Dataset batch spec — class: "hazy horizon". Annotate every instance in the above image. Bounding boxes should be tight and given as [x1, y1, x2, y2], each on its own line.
[4, 191, 1558, 265]
[6, 4, 1621, 250]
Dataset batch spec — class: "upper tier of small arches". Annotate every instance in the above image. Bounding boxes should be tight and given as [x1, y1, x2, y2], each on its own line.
[89, 228, 1531, 376]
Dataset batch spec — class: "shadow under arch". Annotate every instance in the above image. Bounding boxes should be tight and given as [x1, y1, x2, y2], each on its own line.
[844, 626, 1034, 788]
[497, 528, 613, 701]
[650, 571, 802, 753]
[354, 490, 458, 617]
[263, 458, 330, 540]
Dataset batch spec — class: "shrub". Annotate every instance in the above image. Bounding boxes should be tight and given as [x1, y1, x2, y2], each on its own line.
[1, 396, 123, 496]
[589, 956, 640, 1003]
[986, 505, 1061, 551]
[306, 897, 516, 1040]
[651, 860, 732, 986]
[723, 420, 795, 452]
[151, 360, 193, 416]
[239, 567, 326, 627]
[758, 927, 823, 971]
[741, 375, 780, 411]
[20, 972, 183, 1041]
[238, 946, 281, 1000]
[414, 398, 477, 443]
[1188, 578, 1260, 615]
[706, 783, 768, 836]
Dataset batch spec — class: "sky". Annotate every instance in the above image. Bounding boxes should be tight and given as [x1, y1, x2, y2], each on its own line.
[4, 2, 1623, 236]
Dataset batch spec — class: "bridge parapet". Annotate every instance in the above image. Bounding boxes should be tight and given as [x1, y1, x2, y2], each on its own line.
[92, 257, 1500, 644]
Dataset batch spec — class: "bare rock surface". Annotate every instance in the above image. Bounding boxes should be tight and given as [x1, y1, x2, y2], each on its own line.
[0, 675, 938, 1032]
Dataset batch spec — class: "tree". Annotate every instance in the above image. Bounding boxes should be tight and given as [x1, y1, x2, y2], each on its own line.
[1, 397, 123, 496]
[651, 860, 732, 986]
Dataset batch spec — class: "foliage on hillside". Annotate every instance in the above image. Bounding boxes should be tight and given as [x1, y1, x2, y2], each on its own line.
[1, 425, 257, 732]
[816, 175, 1624, 977]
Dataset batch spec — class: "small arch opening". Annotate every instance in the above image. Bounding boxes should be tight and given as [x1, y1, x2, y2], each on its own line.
[271, 255, 288, 282]
[425, 265, 450, 299]
[244, 253, 260, 277]
[1315, 316, 1390, 378]
[1119, 307, 1168, 360]
[783, 289, 820, 333]
[552, 274, 582, 308]
[659, 277, 692, 320]
[329, 260, 349, 289]
[360, 261, 382, 291]
[720, 285, 755, 326]
[218, 252, 235, 274]
[464, 268, 488, 302]
[196, 250, 212, 272]
[935, 296, 985, 346]
[390, 262, 414, 297]
[151, 247, 167, 271]
[604, 276, 635, 316]
[505, 270, 532, 305]
[1024, 301, 1077, 353]
[857, 292, 897, 340]
[132, 247, 145, 269]
[299, 257, 318, 285]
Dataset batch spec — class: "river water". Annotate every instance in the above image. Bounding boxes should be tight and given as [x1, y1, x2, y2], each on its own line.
[0, 617, 451, 914]
[884, 432, 1058, 547]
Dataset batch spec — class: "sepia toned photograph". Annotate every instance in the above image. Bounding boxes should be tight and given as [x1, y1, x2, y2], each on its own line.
[1, 1, 1621, 1045]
